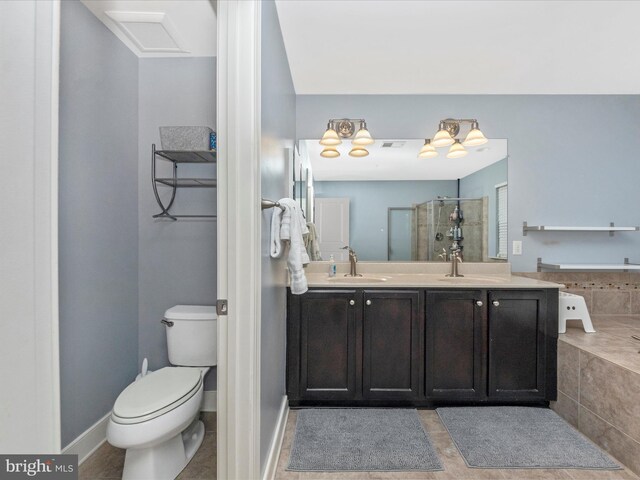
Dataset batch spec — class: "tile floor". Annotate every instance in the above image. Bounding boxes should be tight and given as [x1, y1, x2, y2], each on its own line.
[275, 410, 640, 480]
[78, 408, 638, 480]
[79, 412, 216, 480]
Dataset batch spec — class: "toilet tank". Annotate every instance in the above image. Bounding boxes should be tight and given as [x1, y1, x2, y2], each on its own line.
[164, 305, 217, 366]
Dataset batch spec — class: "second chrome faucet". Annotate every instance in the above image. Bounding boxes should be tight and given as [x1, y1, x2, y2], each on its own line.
[342, 246, 361, 277]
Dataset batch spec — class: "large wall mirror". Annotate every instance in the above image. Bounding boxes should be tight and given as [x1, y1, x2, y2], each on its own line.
[295, 139, 508, 263]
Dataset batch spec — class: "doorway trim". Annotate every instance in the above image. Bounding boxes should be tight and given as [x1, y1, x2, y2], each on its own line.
[216, 1, 263, 479]
[0, 0, 61, 453]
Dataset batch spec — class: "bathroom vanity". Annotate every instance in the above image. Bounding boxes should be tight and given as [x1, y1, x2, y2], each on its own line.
[286, 263, 561, 407]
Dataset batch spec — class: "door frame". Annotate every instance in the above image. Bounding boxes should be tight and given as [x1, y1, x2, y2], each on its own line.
[216, 1, 263, 478]
[0, 0, 61, 453]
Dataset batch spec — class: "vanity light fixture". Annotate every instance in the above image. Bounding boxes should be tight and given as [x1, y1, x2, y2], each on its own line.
[422, 118, 488, 158]
[349, 146, 369, 157]
[447, 139, 468, 159]
[462, 121, 488, 147]
[352, 121, 374, 146]
[418, 139, 438, 159]
[432, 121, 455, 148]
[320, 146, 340, 158]
[319, 118, 374, 157]
[319, 123, 341, 146]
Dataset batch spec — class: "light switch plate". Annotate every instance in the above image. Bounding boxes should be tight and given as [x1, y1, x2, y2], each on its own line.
[512, 240, 523, 255]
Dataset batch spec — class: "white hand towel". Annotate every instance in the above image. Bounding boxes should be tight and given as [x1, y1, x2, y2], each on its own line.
[270, 203, 285, 259]
[270, 198, 309, 294]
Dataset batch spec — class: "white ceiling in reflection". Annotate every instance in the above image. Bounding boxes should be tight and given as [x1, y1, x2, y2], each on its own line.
[304, 139, 508, 181]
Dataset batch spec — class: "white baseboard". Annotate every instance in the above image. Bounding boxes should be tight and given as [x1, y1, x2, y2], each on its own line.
[62, 411, 111, 465]
[202, 390, 217, 412]
[262, 396, 289, 480]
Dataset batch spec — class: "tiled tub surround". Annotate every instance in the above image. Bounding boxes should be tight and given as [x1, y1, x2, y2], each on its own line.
[552, 315, 640, 476]
[515, 272, 640, 315]
[515, 272, 640, 475]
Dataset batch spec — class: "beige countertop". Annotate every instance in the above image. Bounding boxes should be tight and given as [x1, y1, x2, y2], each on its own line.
[302, 262, 563, 289]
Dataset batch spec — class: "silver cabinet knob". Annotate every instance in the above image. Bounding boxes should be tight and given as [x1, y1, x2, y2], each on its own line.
[366, 299, 372, 306]
[349, 300, 355, 306]
[493, 300, 500, 307]
[476, 301, 483, 307]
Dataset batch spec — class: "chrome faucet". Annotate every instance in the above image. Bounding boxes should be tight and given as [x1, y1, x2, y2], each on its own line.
[446, 245, 464, 278]
[342, 246, 361, 277]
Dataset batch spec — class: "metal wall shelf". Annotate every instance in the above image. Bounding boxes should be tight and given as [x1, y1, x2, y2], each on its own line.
[523, 222, 639, 237]
[155, 149, 216, 163]
[152, 143, 217, 221]
[537, 257, 640, 272]
[155, 178, 217, 188]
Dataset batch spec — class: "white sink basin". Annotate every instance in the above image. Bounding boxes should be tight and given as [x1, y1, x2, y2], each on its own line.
[438, 276, 508, 284]
[328, 275, 390, 283]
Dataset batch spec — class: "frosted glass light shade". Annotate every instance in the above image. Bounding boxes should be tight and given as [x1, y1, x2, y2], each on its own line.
[352, 127, 374, 146]
[432, 128, 455, 148]
[418, 140, 438, 159]
[320, 147, 340, 158]
[320, 128, 341, 146]
[463, 128, 488, 147]
[349, 147, 369, 157]
[447, 140, 467, 159]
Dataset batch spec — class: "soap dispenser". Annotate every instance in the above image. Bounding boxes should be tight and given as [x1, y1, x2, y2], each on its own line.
[328, 255, 337, 277]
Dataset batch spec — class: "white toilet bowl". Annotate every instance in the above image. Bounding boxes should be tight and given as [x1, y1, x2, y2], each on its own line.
[107, 366, 210, 480]
[107, 305, 216, 480]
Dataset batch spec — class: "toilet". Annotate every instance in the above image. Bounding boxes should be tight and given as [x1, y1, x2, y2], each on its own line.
[107, 305, 216, 480]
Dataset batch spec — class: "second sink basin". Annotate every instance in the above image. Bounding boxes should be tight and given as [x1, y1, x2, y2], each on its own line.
[328, 275, 390, 283]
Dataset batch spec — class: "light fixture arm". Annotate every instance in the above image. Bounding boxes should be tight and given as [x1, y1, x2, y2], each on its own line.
[327, 118, 367, 138]
[440, 118, 480, 138]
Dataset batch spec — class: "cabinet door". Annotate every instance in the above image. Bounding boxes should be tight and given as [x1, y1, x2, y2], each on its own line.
[362, 290, 421, 400]
[425, 290, 486, 400]
[295, 290, 359, 401]
[488, 290, 547, 400]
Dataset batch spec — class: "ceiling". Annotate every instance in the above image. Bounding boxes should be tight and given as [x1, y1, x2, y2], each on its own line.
[304, 139, 508, 181]
[81, 0, 216, 57]
[275, 1, 640, 94]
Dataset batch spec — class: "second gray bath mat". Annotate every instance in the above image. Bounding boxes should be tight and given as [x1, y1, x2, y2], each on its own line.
[287, 408, 443, 472]
[437, 406, 621, 470]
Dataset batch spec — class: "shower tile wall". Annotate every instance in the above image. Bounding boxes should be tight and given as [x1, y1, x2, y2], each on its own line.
[414, 199, 488, 262]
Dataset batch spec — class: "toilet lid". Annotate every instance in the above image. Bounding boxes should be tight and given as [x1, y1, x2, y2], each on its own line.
[113, 367, 202, 420]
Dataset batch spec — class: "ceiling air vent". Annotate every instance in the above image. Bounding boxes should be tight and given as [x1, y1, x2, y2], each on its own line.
[105, 11, 189, 54]
[381, 141, 406, 148]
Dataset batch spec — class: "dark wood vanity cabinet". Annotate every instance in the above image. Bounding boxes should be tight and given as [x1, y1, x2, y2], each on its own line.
[362, 290, 422, 400]
[487, 290, 555, 400]
[425, 290, 486, 400]
[287, 287, 558, 407]
[287, 289, 359, 401]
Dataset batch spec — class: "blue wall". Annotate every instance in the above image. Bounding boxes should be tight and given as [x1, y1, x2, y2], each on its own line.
[137, 58, 217, 391]
[260, 0, 296, 474]
[314, 180, 457, 260]
[460, 158, 508, 257]
[59, 3, 218, 448]
[297, 95, 640, 271]
[59, 0, 139, 447]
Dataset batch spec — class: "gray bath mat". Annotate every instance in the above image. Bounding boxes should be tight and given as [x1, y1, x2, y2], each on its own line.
[437, 406, 621, 469]
[287, 408, 443, 472]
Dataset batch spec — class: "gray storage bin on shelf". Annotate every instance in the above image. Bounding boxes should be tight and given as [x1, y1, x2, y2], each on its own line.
[159, 126, 213, 151]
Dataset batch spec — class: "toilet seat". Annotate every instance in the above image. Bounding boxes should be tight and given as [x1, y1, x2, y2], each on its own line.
[112, 367, 202, 425]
